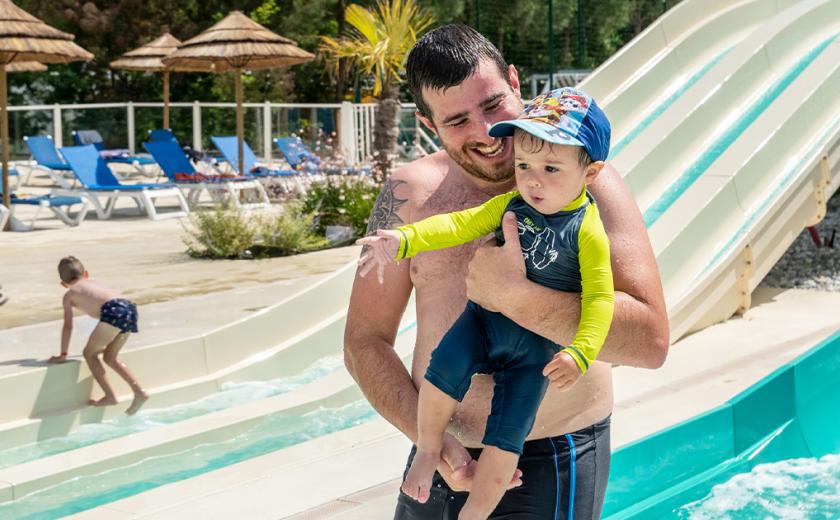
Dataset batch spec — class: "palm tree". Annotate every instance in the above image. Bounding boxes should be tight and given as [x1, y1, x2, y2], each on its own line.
[320, 0, 433, 183]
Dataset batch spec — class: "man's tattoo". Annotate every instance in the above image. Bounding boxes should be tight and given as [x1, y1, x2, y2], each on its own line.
[366, 179, 407, 234]
[363, 178, 407, 254]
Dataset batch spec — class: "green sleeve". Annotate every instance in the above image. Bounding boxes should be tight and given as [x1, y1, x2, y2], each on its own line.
[563, 203, 615, 374]
[395, 191, 518, 259]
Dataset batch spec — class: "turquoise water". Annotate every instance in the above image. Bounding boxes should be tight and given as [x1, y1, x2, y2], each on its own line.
[0, 354, 344, 470]
[642, 34, 838, 227]
[676, 454, 840, 519]
[0, 399, 377, 519]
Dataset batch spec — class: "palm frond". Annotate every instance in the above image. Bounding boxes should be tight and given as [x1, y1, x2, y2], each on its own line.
[319, 0, 434, 97]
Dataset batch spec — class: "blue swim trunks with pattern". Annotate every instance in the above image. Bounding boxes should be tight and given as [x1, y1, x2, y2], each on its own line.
[99, 298, 139, 333]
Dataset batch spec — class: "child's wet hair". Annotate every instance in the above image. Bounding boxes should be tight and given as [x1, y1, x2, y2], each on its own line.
[514, 129, 593, 167]
[58, 256, 85, 283]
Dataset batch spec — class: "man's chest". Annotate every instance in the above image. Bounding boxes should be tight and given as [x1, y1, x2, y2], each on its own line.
[409, 191, 492, 290]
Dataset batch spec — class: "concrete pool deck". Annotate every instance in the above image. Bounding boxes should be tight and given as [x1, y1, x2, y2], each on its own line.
[65, 286, 840, 519]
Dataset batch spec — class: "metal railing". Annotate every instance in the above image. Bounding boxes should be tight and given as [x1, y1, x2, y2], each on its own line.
[2, 100, 439, 165]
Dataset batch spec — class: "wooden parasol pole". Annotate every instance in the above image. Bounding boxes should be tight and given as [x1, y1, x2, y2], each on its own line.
[1, 62, 9, 216]
[163, 70, 170, 130]
[235, 68, 244, 174]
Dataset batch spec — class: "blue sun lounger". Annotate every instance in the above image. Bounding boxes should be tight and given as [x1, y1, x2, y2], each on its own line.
[24, 135, 77, 188]
[56, 144, 188, 220]
[149, 129, 227, 167]
[149, 129, 177, 143]
[143, 140, 269, 209]
[72, 129, 157, 175]
[211, 136, 305, 194]
[0, 187, 89, 231]
[273, 136, 370, 176]
[210, 136, 298, 177]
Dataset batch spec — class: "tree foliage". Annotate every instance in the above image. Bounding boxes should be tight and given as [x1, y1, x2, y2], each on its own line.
[8, 0, 672, 106]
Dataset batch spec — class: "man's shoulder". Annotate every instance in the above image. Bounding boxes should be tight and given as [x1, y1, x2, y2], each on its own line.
[378, 152, 450, 222]
[389, 151, 449, 193]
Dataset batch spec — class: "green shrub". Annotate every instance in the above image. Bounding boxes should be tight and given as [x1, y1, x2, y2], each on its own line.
[258, 202, 327, 255]
[182, 205, 256, 259]
[301, 176, 379, 236]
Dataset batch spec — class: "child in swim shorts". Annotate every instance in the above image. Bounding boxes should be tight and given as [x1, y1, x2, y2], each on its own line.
[48, 256, 149, 415]
[358, 87, 615, 518]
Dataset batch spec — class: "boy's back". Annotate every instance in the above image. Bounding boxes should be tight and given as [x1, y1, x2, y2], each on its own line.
[64, 279, 122, 319]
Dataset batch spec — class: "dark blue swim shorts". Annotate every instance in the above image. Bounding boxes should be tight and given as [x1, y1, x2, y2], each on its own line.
[99, 298, 138, 333]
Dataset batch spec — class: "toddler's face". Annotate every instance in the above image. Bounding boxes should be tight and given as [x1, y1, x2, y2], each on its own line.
[513, 132, 599, 214]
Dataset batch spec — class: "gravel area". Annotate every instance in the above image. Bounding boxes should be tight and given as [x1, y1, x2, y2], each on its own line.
[761, 190, 840, 291]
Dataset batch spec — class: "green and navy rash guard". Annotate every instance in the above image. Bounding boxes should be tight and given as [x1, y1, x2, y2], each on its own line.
[395, 189, 614, 373]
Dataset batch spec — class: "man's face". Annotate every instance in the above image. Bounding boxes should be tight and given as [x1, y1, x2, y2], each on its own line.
[418, 60, 523, 183]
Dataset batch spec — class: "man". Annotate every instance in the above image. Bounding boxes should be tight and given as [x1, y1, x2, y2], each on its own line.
[344, 24, 669, 519]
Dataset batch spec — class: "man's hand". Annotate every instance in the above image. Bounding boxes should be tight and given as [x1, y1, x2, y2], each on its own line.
[356, 230, 401, 283]
[467, 212, 526, 312]
[543, 350, 582, 391]
[435, 432, 523, 492]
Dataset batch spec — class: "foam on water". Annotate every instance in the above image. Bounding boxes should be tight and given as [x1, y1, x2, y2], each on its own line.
[0, 354, 344, 469]
[676, 454, 840, 519]
[0, 399, 377, 519]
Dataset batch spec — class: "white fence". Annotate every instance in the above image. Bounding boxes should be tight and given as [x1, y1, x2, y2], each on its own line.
[3, 100, 438, 165]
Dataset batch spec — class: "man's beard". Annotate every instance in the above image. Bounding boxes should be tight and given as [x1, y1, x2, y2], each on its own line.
[443, 140, 514, 184]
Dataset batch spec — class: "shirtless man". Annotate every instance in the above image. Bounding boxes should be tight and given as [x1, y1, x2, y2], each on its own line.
[344, 24, 669, 519]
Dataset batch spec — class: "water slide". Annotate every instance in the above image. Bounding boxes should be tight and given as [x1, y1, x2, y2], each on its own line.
[580, 0, 840, 340]
[2, 0, 840, 514]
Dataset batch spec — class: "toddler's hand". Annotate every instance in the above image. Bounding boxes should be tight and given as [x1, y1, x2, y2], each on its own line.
[542, 350, 582, 391]
[355, 229, 401, 284]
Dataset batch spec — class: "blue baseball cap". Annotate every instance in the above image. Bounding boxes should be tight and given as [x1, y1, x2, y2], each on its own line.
[489, 87, 611, 162]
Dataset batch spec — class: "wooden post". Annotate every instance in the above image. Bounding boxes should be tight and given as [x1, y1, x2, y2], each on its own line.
[1, 63, 9, 217]
[163, 70, 170, 130]
[235, 69, 244, 174]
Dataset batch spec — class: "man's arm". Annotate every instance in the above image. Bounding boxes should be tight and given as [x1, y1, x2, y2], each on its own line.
[344, 175, 420, 439]
[50, 294, 74, 363]
[466, 164, 669, 369]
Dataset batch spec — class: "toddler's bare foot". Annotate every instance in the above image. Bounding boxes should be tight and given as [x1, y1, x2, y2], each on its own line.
[402, 449, 439, 503]
[88, 396, 118, 407]
[125, 391, 149, 416]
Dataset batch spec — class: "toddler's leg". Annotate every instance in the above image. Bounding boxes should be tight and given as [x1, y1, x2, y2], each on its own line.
[458, 446, 519, 520]
[402, 302, 489, 503]
[83, 322, 121, 406]
[102, 333, 149, 415]
[402, 382, 457, 503]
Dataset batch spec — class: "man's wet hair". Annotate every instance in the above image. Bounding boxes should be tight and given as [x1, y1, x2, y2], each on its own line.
[58, 256, 85, 284]
[406, 24, 510, 120]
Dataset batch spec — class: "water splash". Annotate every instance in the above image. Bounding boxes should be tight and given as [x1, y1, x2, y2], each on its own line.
[676, 454, 840, 519]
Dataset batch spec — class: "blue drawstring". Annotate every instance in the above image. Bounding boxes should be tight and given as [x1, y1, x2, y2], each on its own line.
[551, 437, 560, 520]
[566, 434, 577, 519]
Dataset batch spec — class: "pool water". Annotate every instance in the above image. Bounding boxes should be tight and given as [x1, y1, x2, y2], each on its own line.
[0, 354, 344, 470]
[676, 454, 840, 519]
[0, 399, 377, 519]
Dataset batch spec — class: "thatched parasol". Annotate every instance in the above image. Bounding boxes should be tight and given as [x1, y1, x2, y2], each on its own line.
[163, 11, 314, 174]
[111, 33, 182, 129]
[0, 0, 92, 214]
[6, 60, 46, 72]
